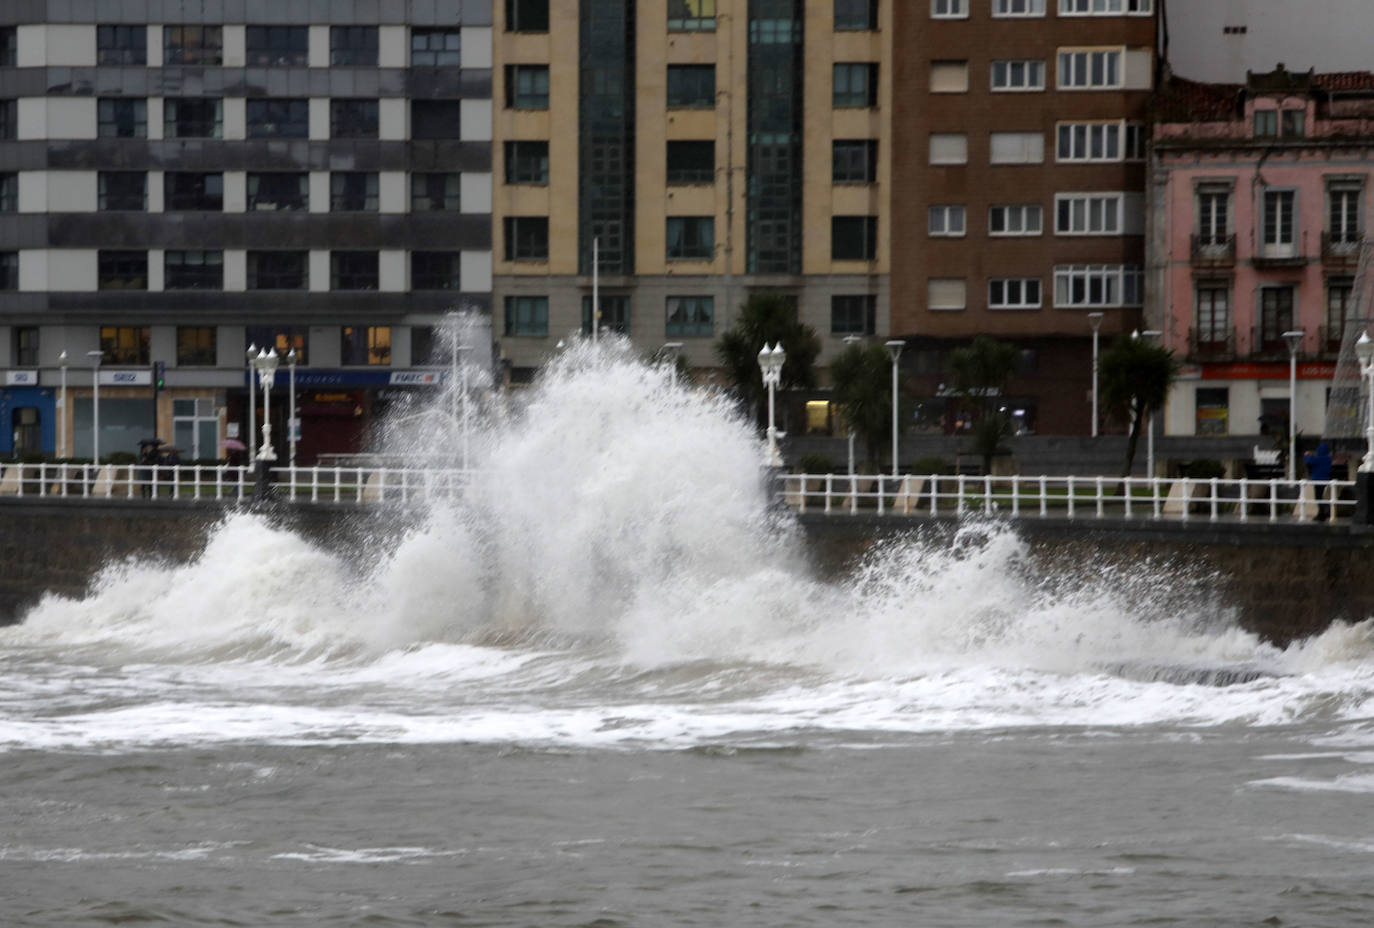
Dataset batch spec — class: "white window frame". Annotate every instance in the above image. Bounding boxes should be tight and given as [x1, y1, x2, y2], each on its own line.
[1328, 182, 1362, 244]
[1196, 185, 1230, 244]
[1055, 120, 1145, 162]
[988, 278, 1042, 310]
[1055, 192, 1124, 235]
[1057, 47, 1123, 90]
[989, 204, 1043, 236]
[1262, 188, 1296, 252]
[931, 0, 968, 18]
[990, 131, 1043, 165]
[1059, 0, 1153, 15]
[990, 59, 1045, 92]
[1053, 264, 1143, 308]
[993, 0, 1046, 16]
[928, 204, 966, 237]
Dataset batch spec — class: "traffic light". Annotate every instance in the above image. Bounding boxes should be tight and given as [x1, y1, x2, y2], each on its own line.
[153, 360, 165, 392]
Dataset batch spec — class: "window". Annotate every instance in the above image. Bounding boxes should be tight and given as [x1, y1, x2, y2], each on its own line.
[330, 99, 378, 139]
[1056, 121, 1143, 161]
[1327, 278, 1353, 348]
[666, 141, 715, 185]
[412, 100, 463, 139]
[928, 278, 967, 311]
[1055, 193, 1128, 235]
[989, 204, 1043, 236]
[667, 65, 716, 108]
[332, 252, 378, 290]
[164, 172, 223, 211]
[411, 252, 462, 290]
[988, 278, 1042, 309]
[995, 0, 1045, 16]
[411, 327, 436, 365]
[331, 26, 378, 66]
[931, 0, 966, 17]
[165, 98, 222, 138]
[929, 133, 967, 164]
[1057, 49, 1122, 89]
[412, 28, 461, 66]
[1329, 184, 1361, 244]
[506, 65, 550, 109]
[1262, 189, 1295, 249]
[410, 173, 461, 211]
[1197, 186, 1229, 243]
[0, 252, 15, 290]
[164, 26, 222, 66]
[1060, 0, 1153, 13]
[100, 326, 150, 365]
[505, 142, 550, 184]
[507, 0, 551, 32]
[831, 295, 876, 335]
[176, 327, 217, 367]
[247, 173, 308, 211]
[928, 205, 966, 237]
[98, 98, 147, 138]
[1195, 387, 1228, 437]
[832, 140, 877, 183]
[0, 28, 11, 68]
[505, 217, 550, 261]
[165, 251, 223, 290]
[1253, 110, 1277, 138]
[98, 251, 147, 290]
[666, 217, 715, 260]
[247, 98, 309, 138]
[1052, 265, 1143, 307]
[247, 251, 308, 290]
[991, 60, 1045, 91]
[833, 63, 877, 107]
[98, 172, 145, 211]
[98, 25, 146, 65]
[1260, 287, 1295, 349]
[1281, 109, 1305, 137]
[930, 61, 969, 93]
[836, 0, 878, 30]
[1195, 285, 1230, 348]
[340, 326, 391, 365]
[331, 172, 379, 212]
[582, 295, 631, 336]
[246, 26, 308, 66]
[0, 173, 14, 212]
[0, 100, 13, 140]
[666, 296, 714, 337]
[505, 296, 549, 336]
[832, 216, 877, 261]
[245, 327, 308, 363]
[990, 132, 1044, 164]
[14, 326, 37, 366]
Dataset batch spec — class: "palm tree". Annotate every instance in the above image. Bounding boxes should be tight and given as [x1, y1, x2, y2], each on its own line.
[1099, 334, 1181, 477]
[948, 335, 1019, 473]
[829, 341, 893, 471]
[715, 292, 821, 414]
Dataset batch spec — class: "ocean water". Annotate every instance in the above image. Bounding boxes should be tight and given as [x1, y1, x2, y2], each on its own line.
[2, 336, 1372, 926]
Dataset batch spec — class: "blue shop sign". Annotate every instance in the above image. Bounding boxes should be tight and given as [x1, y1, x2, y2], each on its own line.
[242, 369, 449, 388]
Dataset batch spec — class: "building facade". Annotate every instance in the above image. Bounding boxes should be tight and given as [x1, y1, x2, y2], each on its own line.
[0, 1, 492, 464]
[1150, 66, 1373, 443]
[492, 0, 892, 381]
[892, 0, 1158, 436]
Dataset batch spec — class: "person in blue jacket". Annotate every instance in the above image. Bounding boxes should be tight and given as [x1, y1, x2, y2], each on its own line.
[1303, 442, 1333, 521]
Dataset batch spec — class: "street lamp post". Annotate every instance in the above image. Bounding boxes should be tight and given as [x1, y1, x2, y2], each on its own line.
[661, 342, 683, 390]
[85, 349, 102, 464]
[58, 351, 68, 459]
[758, 342, 785, 467]
[246, 344, 257, 463]
[1282, 329, 1305, 481]
[1133, 330, 1163, 479]
[842, 335, 862, 475]
[286, 348, 298, 468]
[1356, 331, 1374, 473]
[1088, 312, 1104, 437]
[885, 340, 905, 477]
[251, 348, 280, 462]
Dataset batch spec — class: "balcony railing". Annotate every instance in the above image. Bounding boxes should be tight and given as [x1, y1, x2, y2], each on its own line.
[1321, 231, 1363, 266]
[1190, 233, 1236, 267]
[1319, 324, 1346, 358]
[1187, 326, 1236, 361]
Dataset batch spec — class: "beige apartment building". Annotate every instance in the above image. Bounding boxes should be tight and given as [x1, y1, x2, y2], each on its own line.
[493, 0, 891, 378]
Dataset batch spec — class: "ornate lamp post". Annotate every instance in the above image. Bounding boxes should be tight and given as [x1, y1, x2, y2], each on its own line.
[58, 350, 67, 459]
[1357, 331, 1374, 473]
[286, 348, 298, 467]
[1088, 312, 1104, 437]
[85, 349, 102, 464]
[842, 335, 863, 475]
[251, 347, 280, 462]
[1282, 329, 1305, 480]
[661, 342, 683, 389]
[245, 344, 257, 463]
[885, 339, 905, 476]
[758, 342, 785, 467]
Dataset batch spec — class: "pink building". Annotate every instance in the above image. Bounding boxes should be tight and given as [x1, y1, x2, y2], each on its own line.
[1150, 65, 1373, 443]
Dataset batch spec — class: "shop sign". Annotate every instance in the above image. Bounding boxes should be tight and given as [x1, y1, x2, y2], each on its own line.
[245, 369, 448, 388]
[99, 369, 152, 386]
[4, 370, 37, 385]
[1200, 362, 1337, 380]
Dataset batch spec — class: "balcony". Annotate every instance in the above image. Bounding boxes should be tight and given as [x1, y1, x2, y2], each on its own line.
[1249, 326, 1304, 360]
[1190, 233, 1235, 267]
[1321, 231, 1362, 268]
[1188, 326, 1236, 361]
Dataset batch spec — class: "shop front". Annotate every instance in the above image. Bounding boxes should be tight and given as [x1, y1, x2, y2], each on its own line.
[0, 372, 56, 457]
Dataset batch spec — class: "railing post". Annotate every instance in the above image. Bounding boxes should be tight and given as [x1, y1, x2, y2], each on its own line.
[1239, 477, 1248, 523]
[1269, 479, 1278, 522]
[1152, 476, 1161, 520]
[955, 474, 965, 515]
[1066, 475, 1075, 520]
[877, 474, 885, 515]
[1095, 476, 1104, 519]
[1181, 477, 1191, 522]
[984, 474, 993, 515]
[312, 466, 320, 503]
[930, 475, 938, 517]
[1123, 477, 1132, 519]
[1011, 475, 1020, 518]
[823, 473, 831, 514]
[1209, 477, 1219, 521]
[1039, 475, 1047, 517]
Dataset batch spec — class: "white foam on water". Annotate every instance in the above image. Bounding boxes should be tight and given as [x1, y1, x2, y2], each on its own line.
[2, 324, 1373, 751]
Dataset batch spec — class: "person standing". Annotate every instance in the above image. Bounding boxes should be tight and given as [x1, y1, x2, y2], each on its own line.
[1303, 442, 1333, 521]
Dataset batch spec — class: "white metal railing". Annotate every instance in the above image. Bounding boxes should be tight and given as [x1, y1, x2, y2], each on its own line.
[0, 463, 475, 505]
[776, 472, 1359, 525]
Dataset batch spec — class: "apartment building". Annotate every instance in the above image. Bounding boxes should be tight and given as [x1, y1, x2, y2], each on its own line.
[1151, 66, 1374, 442]
[0, 2, 492, 464]
[892, 0, 1157, 436]
[492, 0, 892, 381]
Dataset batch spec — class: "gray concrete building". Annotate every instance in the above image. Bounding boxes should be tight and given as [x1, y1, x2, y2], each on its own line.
[0, 1, 491, 464]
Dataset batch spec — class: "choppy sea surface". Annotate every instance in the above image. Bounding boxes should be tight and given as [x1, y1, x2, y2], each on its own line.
[3, 337, 1371, 926]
